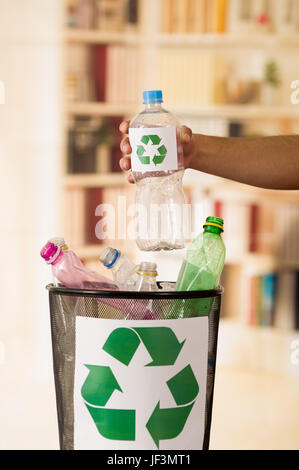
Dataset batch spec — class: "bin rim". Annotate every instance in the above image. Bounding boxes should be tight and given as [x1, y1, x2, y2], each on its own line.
[46, 283, 224, 300]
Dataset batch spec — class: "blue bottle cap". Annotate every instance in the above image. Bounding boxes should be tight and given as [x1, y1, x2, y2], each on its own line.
[142, 90, 163, 104]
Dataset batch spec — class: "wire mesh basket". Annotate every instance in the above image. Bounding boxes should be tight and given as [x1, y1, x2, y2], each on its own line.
[47, 283, 223, 450]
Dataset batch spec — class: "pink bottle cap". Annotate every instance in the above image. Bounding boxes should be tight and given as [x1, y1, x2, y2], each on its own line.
[40, 242, 62, 265]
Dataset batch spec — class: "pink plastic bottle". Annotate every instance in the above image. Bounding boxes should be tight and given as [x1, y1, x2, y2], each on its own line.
[40, 242, 117, 290]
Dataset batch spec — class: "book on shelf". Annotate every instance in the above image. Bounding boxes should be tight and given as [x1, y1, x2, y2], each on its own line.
[67, 43, 139, 104]
[91, 44, 107, 102]
[161, 0, 228, 34]
[66, 0, 138, 32]
[273, 271, 296, 330]
[244, 271, 277, 327]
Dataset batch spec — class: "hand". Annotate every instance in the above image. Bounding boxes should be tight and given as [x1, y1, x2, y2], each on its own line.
[119, 120, 195, 183]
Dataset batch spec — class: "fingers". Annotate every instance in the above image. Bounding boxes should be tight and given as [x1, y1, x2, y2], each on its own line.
[181, 125, 192, 144]
[119, 155, 131, 171]
[119, 119, 130, 134]
[120, 136, 132, 155]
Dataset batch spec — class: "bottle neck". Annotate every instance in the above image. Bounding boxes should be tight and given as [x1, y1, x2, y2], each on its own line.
[144, 102, 163, 111]
[204, 226, 222, 235]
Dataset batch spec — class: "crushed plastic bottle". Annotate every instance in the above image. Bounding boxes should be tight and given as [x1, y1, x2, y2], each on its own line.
[168, 217, 226, 318]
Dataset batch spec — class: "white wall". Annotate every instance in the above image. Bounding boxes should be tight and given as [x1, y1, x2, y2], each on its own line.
[0, 0, 62, 449]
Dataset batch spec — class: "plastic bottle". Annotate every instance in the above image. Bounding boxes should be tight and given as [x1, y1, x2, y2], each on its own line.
[168, 217, 226, 318]
[40, 241, 117, 290]
[125, 262, 159, 320]
[99, 246, 138, 290]
[129, 90, 186, 251]
[135, 262, 158, 292]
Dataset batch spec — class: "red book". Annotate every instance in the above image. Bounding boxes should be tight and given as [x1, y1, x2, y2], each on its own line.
[85, 188, 103, 244]
[92, 45, 107, 102]
[214, 200, 222, 218]
[249, 203, 259, 252]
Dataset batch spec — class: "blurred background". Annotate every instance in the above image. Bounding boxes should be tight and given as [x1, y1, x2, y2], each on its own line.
[1, 0, 299, 449]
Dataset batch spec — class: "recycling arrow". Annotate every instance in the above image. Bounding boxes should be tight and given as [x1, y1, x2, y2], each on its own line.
[146, 401, 194, 449]
[81, 365, 122, 407]
[102, 327, 140, 366]
[166, 365, 199, 405]
[85, 404, 135, 441]
[136, 134, 167, 166]
[81, 326, 200, 448]
[134, 327, 185, 366]
[103, 327, 185, 367]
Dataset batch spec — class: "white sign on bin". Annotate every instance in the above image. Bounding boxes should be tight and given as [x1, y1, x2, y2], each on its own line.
[74, 316, 208, 450]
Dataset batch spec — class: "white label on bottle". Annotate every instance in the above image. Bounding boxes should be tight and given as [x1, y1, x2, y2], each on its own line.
[129, 126, 178, 173]
[74, 316, 208, 450]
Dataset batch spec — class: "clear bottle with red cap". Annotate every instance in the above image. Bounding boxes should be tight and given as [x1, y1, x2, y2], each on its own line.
[129, 90, 186, 252]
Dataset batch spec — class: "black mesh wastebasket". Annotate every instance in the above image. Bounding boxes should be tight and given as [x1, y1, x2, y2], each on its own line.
[47, 283, 223, 450]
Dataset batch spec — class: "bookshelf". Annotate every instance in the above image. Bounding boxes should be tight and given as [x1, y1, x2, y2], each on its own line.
[61, 0, 299, 375]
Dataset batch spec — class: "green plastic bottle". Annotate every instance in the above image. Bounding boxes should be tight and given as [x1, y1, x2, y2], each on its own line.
[168, 217, 225, 318]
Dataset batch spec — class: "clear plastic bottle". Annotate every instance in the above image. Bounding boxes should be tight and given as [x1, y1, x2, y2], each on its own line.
[135, 262, 158, 292]
[126, 262, 159, 320]
[99, 246, 138, 290]
[129, 90, 186, 251]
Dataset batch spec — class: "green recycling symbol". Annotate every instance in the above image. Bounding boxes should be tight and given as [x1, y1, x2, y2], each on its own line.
[81, 327, 199, 448]
[137, 134, 167, 166]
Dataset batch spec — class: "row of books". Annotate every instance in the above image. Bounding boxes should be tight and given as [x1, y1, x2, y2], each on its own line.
[242, 270, 299, 330]
[66, 0, 138, 32]
[67, 116, 123, 174]
[193, 196, 274, 261]
[64, 189, 299, 265]
[66, 44, 139, 103]
[193, 195, 299, 264]
[162, 0, 228, 34]
[162, 0, 299, 35]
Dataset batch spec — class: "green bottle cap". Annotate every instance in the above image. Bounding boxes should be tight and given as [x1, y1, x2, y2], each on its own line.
[203, 216, 224, 232]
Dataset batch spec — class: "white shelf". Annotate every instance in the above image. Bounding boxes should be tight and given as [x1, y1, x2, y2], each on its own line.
[63, 173, 127, 188]
[170, 104, 299, 120]
[66, 102, 299, 120]
[156, 33, 299, 49]
[66, 101, 137, 117]
[64, 28, 139, 45]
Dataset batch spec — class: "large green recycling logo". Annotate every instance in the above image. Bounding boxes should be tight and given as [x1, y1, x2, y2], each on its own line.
[81, 327, 199, 448]
[137, 135, 167, 166]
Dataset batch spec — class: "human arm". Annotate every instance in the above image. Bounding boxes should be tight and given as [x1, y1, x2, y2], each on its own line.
[119, 120, 299, 190]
